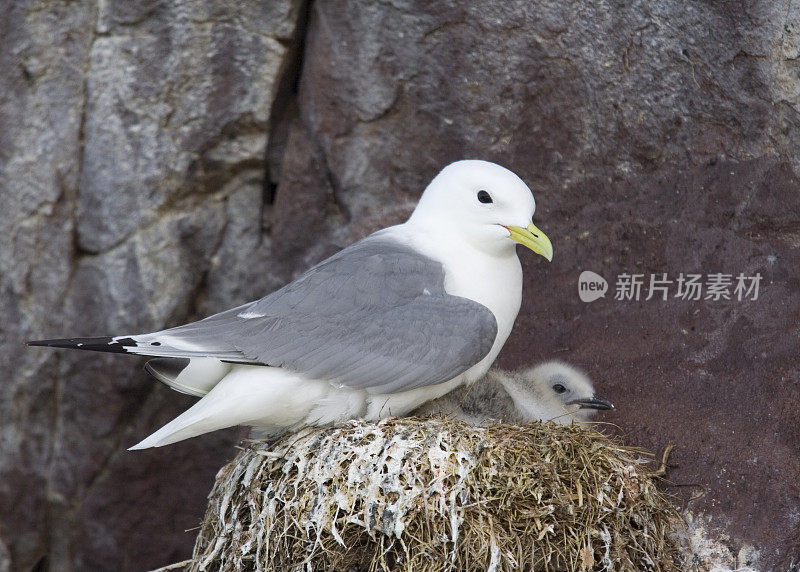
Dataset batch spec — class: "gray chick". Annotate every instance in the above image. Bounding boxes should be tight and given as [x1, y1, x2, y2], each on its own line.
[413, 361, 613, 425]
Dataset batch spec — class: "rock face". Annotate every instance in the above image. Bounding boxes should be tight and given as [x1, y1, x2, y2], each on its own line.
[1, 1, 303, 569]
[1, 0, 797, 569]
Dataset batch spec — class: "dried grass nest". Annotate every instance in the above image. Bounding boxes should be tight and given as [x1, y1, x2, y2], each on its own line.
[186, 418, 686, 571]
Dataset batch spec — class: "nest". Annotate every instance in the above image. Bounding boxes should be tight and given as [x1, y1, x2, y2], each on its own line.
[185, 418, 686, 571]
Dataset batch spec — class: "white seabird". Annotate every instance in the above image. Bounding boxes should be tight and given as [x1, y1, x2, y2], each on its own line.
[413, 361, 614, 426]
[28, 160, 553, 449]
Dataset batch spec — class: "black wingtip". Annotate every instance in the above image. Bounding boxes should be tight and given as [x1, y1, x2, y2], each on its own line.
[26, 336, 138, 354]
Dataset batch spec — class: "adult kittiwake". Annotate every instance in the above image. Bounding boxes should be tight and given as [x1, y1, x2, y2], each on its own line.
[28, 160, 553, 449]
[414, 361, 614, 425]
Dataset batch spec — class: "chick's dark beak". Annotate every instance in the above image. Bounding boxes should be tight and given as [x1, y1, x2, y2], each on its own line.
[567, 394, 615, 410]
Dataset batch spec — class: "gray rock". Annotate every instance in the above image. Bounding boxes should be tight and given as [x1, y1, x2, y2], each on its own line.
[0, 537, 9, 572]
[77, 1, 296, 253]
[1, 0, 303, 569]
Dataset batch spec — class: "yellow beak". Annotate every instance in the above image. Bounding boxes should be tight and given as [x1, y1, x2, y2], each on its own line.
[506, 222, 553, 262]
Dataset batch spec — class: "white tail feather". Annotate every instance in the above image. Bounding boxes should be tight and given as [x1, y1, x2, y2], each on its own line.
[129, 366, 328, 449]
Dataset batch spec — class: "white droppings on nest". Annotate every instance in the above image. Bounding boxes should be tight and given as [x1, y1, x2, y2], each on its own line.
[185, 418, 688, 571]
[265, 422, 481, 545]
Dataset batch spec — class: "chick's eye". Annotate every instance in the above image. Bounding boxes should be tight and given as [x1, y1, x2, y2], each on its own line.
[477, 190, 493, 204]
[552, 384, 567, 394]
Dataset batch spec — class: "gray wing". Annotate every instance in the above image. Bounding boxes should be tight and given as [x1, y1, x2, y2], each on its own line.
[53, 234, 498, 394]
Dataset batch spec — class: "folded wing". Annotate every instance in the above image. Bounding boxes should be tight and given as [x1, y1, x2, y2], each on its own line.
[29, 236, 498, 394]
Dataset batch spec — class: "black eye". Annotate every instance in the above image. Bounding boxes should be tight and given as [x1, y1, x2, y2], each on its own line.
[477, 190, 493, 204]
[552, 384, 567, 394]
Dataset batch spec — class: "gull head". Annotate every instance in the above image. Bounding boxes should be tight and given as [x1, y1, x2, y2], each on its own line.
[408, 160, 553, 260]
[510, 361, 614, 425]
